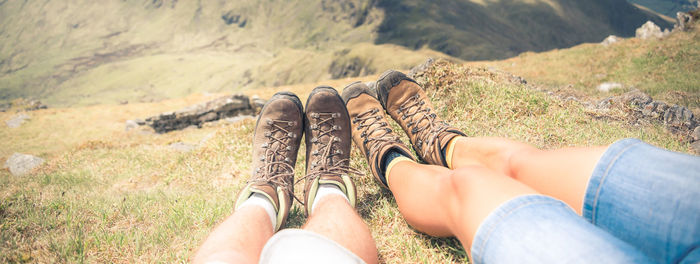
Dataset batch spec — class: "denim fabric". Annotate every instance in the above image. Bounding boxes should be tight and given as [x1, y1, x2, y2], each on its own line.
[259, 229, 365, 264]
[470, 195, 654, 264]
[584, 138, 700, 263]
[471, 138, 700, 264]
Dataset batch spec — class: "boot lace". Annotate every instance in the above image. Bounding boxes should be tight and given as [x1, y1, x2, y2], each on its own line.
[353, 108, 401, 157]
[249, 118, 298, 190]
[398, 94, 448, 155]
[296, 112, 361, 203]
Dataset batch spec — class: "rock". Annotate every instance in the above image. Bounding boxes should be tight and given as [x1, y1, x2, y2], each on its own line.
[4, 153, 44, 176]
[674, 12, 694, 32]
[635, 21, 668, 40]
[24, 100, 47, 111]
[597, 82, 623, 92]
[5, 113, 30, 128]
[120, 100, 129, 105]
[221, 11, 247, 27]
[663, 105, 695, 129]
[601, 35, 620, 46]
[693, 126, 700, 141]
[169, 142, 196, 152]
[619, 89, 652, 108]
[642, 101, 668, 120]
[125, 120, 140, 131]
[691, 141, 700, 155]
[249, 95, 266, 114]
[144, 94, 257, 133]
[408, 58, 435, 79]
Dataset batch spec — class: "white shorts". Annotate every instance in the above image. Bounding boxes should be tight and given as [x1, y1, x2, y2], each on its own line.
[259, 229, 366, 264]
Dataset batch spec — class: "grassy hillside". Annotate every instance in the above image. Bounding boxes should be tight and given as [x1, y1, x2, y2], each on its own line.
[628, 0, 698, 17]
[0, 0, 674, 107]
[375, 0, 673, 60]
[0, 0, 452, 107]
[470, 23, 700, 110]
[1, 59, 693, 262]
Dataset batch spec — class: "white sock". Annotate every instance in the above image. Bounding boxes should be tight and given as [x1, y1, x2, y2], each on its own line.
[238, 193, 277, 231]
[311, 184, 349, 214]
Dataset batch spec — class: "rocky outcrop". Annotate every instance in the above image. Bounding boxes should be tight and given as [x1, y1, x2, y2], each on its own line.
[5, 113, 30, 128]
[221, 11, 247, 27]
[594, 89, 699, 153]
[143, 94, 265, 133]
[601, 35, 620, 46]
[674, 11, 695, 32]
[4, 153, 44, 176]
[635, 21, 670, 39]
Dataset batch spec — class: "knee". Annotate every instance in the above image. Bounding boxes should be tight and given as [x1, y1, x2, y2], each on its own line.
[438, 166, 494, 198]
[507, 147, 542, 179]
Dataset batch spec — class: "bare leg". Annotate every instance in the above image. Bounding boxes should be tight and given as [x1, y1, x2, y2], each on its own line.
[450, 137, 607, 214]
[387, 161, 538, 252]
[302, 196, 379, 264]
[192, 206, 273, 264]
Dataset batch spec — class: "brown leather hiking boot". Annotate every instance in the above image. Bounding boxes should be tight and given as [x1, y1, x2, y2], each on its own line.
[301, 86, 359, 215]
[234, 91, 303, 231]
[342, 81, 416, 189]
[376, 70, 465, 167]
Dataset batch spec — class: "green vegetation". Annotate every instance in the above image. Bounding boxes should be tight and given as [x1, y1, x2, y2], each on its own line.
[0, 0, 673, 107]
[1, 61, 691, 263]
[474, 25, 700, 109]
[375, 0, 672, 60]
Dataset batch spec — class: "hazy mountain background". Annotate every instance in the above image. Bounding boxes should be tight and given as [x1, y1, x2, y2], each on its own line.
[628, 0, 698, 17]
[0, 0, 682, 106]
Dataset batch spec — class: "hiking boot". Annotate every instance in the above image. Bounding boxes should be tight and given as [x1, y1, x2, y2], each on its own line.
[342, 81, 416, 189]
[376, 70, 465, 167]
[234, 91, 304, 232]
[302, 86, 359, 215]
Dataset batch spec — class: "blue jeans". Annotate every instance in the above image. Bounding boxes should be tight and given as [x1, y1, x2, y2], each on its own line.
[471, 139, 700, 264]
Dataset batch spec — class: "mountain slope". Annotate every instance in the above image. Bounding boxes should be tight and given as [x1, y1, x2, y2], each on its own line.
[628, 0, 698, 17]
[375, 0, 673, 60]
[0, 0, 674, 107]
[0, 0, 449, 106]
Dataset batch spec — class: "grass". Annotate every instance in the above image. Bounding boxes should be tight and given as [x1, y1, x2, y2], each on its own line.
[469, 25, 700, 110]
[1, 60, 692, 263]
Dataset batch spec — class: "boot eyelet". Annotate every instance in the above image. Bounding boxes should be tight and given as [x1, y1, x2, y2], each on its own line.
[333, 125, 341, 130]
[264, 132, 272, 136]
[266, 119, 273, 125]
[311, 113, 320, 118]
[288, 121, 296, 126]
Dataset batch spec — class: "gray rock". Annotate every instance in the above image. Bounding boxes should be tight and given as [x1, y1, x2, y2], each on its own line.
[4, 153, 44, 176]
[24, 100, 47, 111]
[5, 113, 30, 128]
[693, 126, 700, 141]
[169, 142, 196, 152]
[144, 94, 258, 133]
[642, 101, 668, 120]
[635, 21, 667, 40]
[663, 105, 695, 128]
[125, 120, 140, 131]
[408, 58, 435, 79]
[597, 82, 623, 92]
[601, 35, 620, 46]
[674, 12, 694, 32]
[620, 89, 652, 108]
[691, 141, 700, 155]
